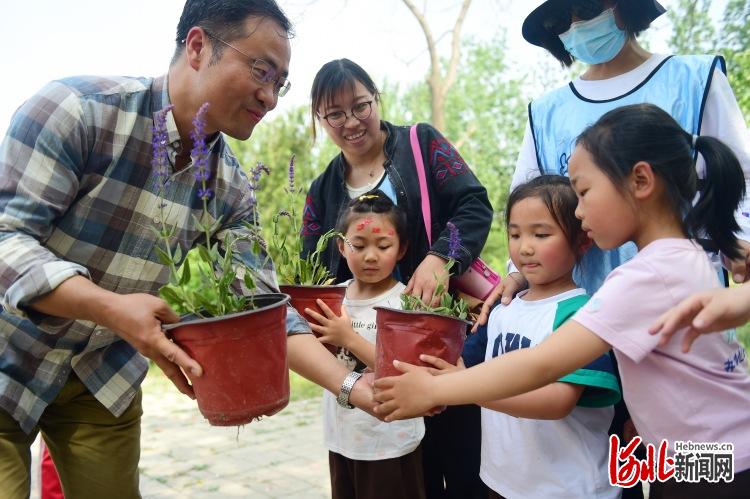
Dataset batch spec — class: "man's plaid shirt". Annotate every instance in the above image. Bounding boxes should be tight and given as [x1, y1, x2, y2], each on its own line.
[0, 75, 308, 433]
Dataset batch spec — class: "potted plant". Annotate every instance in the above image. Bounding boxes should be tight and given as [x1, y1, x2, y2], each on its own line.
[152, 103, 290, 426]
[265, 155, 346, 354]
[374, 223, 470, 381]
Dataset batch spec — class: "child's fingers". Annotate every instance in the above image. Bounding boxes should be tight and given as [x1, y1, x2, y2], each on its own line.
[419, 354, 452, 370]
[374, 399, 399, 419]
[393, 359, 419, 374]
[472, 302, 492, 332]
[500, 282, 515, 305]
[308, 322, 325, 334]
[315, 299, 337, 318]
[650, 296, 703, 344]
[681, 328, 702, 353]
[304, 307, 328, 324]
[373, 377, 397, 394]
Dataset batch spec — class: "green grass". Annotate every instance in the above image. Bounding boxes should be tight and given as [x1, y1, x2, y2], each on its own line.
[289, 371, 323, 401]
[145, 362, 322, 401]
[738, 322, 750, 350]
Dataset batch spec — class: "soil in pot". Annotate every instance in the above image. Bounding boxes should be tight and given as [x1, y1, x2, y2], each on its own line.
[165, 293, 291, 426]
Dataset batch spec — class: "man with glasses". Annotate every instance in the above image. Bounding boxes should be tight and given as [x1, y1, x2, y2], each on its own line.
[0, 1, 377, 497]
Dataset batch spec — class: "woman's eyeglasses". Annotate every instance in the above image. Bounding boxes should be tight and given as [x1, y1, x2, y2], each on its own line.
[319, 100, 374, 128]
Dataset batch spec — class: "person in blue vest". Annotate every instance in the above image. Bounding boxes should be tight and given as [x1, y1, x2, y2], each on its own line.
[473, 2, 750, 498]
[478, 0, 750, 312]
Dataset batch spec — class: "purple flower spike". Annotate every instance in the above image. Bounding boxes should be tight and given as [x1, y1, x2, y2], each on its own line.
[287, 155, 295, 193]
[197, 187, 213, 201]
[447, 221, 461, 260]
[151, 104, 173, 188]
[191, 102, 211, 197]
[250, 161, 270, 190]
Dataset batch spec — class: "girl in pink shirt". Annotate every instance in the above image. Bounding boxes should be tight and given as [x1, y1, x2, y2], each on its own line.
[374, 103, 750, 498]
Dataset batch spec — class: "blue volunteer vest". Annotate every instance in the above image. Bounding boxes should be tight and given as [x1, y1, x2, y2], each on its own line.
[529, 54, 726, 293]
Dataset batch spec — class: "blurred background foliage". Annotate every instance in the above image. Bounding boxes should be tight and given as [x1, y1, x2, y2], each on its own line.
[226, 0, 749, 344]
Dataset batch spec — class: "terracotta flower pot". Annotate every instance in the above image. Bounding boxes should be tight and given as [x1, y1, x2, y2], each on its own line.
[280, 284, 347, 355]
[164, 293, 291, 426]
[374, 307, 469, 379]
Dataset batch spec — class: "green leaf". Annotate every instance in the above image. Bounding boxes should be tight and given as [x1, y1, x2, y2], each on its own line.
[243, 272, 256, 291]
[155, 247, 174, 266]
[173, 244, 183, 265]
[159, 286, 184, 311]
[179, 257, 192, 286]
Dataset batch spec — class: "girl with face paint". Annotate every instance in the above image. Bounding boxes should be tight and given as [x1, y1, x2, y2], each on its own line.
[303, 192, 428, 499]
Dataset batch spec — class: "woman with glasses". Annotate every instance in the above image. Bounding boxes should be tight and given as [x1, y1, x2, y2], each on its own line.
[303, 58, 492, 499]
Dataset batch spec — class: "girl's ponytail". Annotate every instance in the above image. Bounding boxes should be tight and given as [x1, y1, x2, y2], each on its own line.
[687, 135, 746, 260]
[577, 104, 745, 259]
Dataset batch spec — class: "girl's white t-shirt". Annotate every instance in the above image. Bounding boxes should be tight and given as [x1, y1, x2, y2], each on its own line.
[323, 280, 425, 460]
[481, 288, 620, 499]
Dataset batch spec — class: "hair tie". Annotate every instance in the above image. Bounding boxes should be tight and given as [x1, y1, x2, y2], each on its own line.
[692, 134, 699, 148]
[358, 194, 379, 201]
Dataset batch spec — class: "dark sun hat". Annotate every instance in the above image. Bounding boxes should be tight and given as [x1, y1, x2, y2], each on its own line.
[522, 0, 666, 48]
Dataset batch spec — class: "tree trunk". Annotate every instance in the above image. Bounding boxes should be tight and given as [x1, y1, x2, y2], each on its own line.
[401, 0, 473, 130]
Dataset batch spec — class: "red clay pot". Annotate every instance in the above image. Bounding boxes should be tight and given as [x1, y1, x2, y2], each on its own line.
[280, 284, 347, 355]
[164, 293, 291, 426]
[374, 307, 469, 379]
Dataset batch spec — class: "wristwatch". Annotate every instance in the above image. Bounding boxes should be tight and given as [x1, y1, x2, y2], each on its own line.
[336, 371, 362, 409]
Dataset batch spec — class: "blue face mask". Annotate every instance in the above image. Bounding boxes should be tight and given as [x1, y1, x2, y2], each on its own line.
[558, 8, 627, 65]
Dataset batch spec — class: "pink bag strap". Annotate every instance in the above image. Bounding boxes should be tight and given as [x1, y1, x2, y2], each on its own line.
[410, 124, 432, 246]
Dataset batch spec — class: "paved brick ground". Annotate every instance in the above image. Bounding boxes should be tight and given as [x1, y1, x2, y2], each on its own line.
[29, 372, 329, 499]
[138, 374, 330, 498]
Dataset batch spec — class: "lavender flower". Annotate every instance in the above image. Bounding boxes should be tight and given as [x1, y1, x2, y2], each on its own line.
[151, 104, 173, 188]
[191, 102, 211, 200]
[446, 221, 461, 260]
[287, 154, 295, 193]
[249, 161, 270, 191]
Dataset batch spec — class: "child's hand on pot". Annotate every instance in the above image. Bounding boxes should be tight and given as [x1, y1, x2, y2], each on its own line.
[349, 372, 383, 420]
[305, 301, 355, 349]
[419, 354, 465, 376]
[373, 360, 438, 421]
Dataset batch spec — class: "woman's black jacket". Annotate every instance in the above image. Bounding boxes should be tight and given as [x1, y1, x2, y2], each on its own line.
[301, 120, 493, 284]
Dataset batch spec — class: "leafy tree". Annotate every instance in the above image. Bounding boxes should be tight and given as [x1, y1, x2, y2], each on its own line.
[720, 0, 750, 117]
[226, 105, 338, 263]
[667, 0, 716, 54]
[381, 35, 529, 269]
[668, 0, 750, 119]
[399, 0, 473, 131]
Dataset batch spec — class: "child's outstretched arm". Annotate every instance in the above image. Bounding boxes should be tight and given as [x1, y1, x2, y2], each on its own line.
[421, 353, 584, 420]
[305, 300, 376, 367]
[374, 321, 610, 421]
[649, 284, 750, 352]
